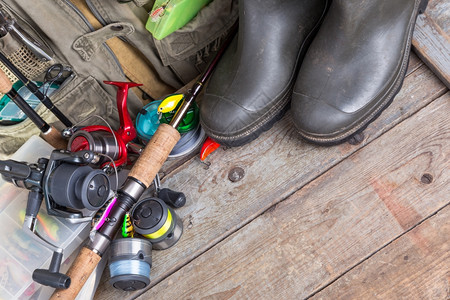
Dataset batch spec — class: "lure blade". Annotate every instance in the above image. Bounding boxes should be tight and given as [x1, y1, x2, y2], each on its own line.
[200, 137, 221, 161]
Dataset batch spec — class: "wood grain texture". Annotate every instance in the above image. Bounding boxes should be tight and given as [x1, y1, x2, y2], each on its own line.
[426, 0, 450, 34]
[413, 13, 450, 88]
[51, 247, 102, 300]
[137, 93, 449, 299]
[94, 58, 446, 299]
[128, 123, 180, 187]
[312, 205, 450, 300]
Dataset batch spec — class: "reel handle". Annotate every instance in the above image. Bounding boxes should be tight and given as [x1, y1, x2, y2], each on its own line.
[50, 248, 101, 299]
[33, 251, 71, 290]
[159, 188, 186, 208]
[103, 81, 141, 144]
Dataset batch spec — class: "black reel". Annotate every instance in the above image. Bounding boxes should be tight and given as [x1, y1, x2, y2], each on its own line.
[0, 149, 111, 289]
[42, 150, 111, 218]
[48, 162, 110, 211]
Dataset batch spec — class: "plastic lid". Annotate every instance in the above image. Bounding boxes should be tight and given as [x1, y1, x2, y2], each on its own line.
[135, 100, 162, 142]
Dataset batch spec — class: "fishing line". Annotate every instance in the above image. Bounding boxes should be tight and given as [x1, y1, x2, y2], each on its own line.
[109, 260, 150, 279]
[108, 238, 152, 291]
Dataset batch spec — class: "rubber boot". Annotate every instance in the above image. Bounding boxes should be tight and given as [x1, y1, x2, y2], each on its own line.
[291, 0, 428, 145]
[200, 0, 330, 147]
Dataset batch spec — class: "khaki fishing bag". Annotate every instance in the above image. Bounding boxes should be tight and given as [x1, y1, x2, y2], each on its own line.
[0, 0, 237, 158]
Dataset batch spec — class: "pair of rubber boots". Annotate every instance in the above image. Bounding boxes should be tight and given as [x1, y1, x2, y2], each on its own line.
[200, 0, 428, 147]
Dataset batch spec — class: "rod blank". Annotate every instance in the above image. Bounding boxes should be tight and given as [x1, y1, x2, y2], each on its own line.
[0, 51, 73, 127]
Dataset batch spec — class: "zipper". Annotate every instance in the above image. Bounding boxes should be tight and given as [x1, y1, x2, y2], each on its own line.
[86, 0, 107, 27]
[62, 0, 125, 75]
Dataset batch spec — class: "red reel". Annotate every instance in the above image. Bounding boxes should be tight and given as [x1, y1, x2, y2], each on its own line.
[68, 81, 142, 168]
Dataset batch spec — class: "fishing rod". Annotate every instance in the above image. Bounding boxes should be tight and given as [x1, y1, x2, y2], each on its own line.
[0, 51, 73, 127]
[0, 69, 67, 149]
[50, 22, 238, 299]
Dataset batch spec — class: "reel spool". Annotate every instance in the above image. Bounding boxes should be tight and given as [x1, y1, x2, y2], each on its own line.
[109, 238, 152, 291]
[131, 197, 183, 250]
[43, 150, 111, 218]
[48, 164, 110, 211]
[68, 128, 121, 166]
[135, 98, 205, 159]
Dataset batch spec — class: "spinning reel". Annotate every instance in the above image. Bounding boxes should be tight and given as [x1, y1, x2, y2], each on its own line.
[0, 149, 111, 289]
[64, 81, 141, 169]
[108, 175, 186, 291]
[135, 93, 205, 159]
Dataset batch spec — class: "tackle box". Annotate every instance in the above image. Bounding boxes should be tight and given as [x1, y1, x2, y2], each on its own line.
[145, 0, 213, 40]
[0, 136, 104, 300]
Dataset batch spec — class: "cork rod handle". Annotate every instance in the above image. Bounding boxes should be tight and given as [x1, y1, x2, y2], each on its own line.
[41, 126, 68, 150]
[0, 69, 13, 94]
[129, 123, 181, 186]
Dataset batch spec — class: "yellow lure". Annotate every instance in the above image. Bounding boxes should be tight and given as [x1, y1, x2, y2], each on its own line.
[158, 94, 185, 113]
[122, 213, 134, 238]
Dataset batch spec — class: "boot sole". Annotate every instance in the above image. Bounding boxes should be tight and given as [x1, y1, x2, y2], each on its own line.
[296, 0, 428, 146]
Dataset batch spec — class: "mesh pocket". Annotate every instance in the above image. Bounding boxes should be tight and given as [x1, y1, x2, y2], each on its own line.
[0, 45, 52, 97]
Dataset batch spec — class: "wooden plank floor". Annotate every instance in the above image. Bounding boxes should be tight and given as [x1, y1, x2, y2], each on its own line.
[95, 2, 449, 299]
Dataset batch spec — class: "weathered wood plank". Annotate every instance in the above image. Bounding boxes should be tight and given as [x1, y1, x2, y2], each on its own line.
[412, 13, 450, 88]
[312, 205, 450, 300]
[94, 61, 446, 299]
[427, 0, 450, 34]
[137, 93, 449, 299]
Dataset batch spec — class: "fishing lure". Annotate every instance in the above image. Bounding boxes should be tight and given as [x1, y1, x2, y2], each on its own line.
[90, 197, 117, 241]
[158, 93, 185, 113]
[122, 213, 134, 238]
[149, 2, 168, 22]
[200, 137, 221, 161]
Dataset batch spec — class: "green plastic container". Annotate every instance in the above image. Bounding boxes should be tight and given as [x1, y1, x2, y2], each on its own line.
[146, 0, 213, 40]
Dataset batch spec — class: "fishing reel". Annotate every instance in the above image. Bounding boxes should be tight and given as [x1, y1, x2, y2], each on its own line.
[64, 81, 141, 169]
[0, 149, 111, 289]
[0, 149, 110, 220]
[126, 175, 186, 250]
[131, 196, 184, 250]
[106, 174, 185, 292]
[135, 93, 205, 159]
